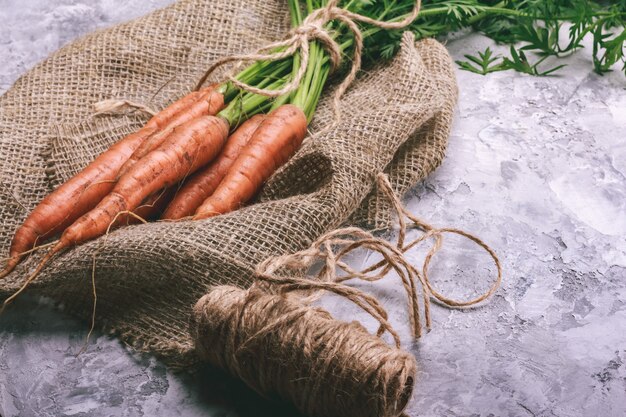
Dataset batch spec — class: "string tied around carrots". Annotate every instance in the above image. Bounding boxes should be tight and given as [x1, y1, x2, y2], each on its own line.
[195, 0, 422, 132]
[191, 173, 501, 417]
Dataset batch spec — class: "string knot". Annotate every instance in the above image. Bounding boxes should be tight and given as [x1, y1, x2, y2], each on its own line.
[291, 14, 342, 72]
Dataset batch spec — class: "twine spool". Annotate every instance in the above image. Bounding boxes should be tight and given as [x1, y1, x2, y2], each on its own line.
[190, 174, 501, 416]
[191, 285, 417, 417]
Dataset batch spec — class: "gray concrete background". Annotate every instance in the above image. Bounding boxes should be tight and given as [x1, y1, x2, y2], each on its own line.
[1, 1, 625, 416]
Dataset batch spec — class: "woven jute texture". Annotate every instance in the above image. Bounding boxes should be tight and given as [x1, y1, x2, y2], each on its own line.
[0, 0, 457, 365]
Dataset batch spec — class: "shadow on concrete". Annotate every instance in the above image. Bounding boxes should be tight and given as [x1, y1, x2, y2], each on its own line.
[0, 296, 303, 417]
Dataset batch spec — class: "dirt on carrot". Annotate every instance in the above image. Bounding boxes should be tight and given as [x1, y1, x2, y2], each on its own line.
[112, 188, 175, 227]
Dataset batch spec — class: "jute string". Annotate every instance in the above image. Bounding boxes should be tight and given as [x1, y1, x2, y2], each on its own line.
[192, 285, 418, 417]
[191, 173, 501, 417]
[254, 173, 502, 338]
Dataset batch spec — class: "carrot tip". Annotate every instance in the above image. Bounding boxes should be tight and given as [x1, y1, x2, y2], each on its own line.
[0, 260, 17, 281]
[1, 246, 61, 313]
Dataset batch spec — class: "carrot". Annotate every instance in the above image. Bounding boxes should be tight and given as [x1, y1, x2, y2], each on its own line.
[0, 91, 216, 280]
[117, 87, 224, 178]
[162, 114, 267, 220]
[0, 115, 229, 310]
[194, 104, 307, 220]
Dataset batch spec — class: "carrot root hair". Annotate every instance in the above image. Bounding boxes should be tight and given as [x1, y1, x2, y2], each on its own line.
[0, 241, 58, 280]
[0, 246, 61, 315]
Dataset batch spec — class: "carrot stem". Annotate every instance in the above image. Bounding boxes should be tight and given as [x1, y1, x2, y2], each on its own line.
[218, 72, 288, 128]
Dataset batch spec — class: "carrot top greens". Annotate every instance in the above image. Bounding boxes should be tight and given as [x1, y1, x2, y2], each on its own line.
[217, 0, 626, 126]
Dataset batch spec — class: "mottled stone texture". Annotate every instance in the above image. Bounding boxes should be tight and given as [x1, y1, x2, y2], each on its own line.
[1, 1, 625, 417]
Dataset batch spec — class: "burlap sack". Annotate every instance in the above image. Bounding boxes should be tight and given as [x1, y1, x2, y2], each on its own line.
[0, 0, 457, 365]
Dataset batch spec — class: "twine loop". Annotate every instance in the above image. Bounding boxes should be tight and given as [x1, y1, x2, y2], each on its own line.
[196, 0, 421, 128]
[254, 173, 502, 344]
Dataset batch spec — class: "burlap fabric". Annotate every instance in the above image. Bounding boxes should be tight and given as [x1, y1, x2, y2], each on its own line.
[0, 0, 457, 365]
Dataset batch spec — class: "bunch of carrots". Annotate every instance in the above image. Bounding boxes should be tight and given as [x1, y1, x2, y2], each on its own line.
[0, 0, 345, 303]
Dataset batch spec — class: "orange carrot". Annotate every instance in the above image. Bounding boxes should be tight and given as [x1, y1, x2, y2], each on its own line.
[1, 116, 229, 310]
[194, 105, 307, 219]
[0, 91, 212, 280]
[162, 114, 267, 220]
[117, 87, 224, 178]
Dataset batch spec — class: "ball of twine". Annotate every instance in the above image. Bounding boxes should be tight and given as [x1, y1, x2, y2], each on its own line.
[191, 285, 417, 417]
[190, 174, 502, 417]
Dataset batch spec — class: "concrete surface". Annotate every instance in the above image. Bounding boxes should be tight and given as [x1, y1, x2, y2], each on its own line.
[1, 1, 625, 416]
